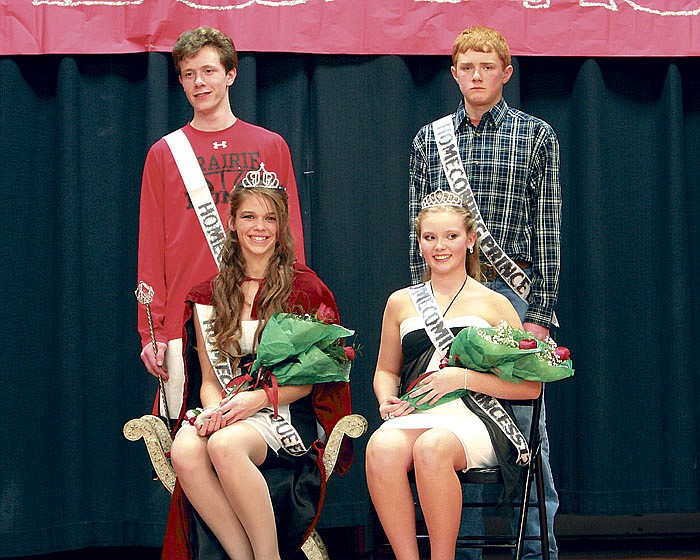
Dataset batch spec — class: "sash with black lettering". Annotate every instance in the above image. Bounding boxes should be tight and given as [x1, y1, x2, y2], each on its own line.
[407, 282, 530, 464]
[431, 115, 558, 327]
[195, 303, 309, 456]
[164, 129, 226, 268]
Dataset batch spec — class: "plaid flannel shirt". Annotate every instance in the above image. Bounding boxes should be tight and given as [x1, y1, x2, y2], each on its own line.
[408, 98, 561, 328]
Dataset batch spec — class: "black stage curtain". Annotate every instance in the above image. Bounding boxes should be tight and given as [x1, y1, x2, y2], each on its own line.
[0, 52, 698, 555]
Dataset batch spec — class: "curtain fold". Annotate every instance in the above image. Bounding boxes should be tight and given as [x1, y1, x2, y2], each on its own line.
[0, 52, 698, 555]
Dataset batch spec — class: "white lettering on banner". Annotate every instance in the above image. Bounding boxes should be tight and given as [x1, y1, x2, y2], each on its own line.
[408, 284, 453, 351]
[165, 129, 226, 268]
[269, 411, 308, 456]
[33, 1, 144, 5]
[173, 0, 309, 10]
[416, 1, 700, 17]
[470, 392, 529, 464]
[32, 0, 700, 17]
[197, 202, 226, 259]
[18, 2, 700, 57]
[197, 305, 235, 387]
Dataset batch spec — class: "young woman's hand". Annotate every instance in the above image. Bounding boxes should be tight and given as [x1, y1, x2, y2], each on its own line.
[379, 395, 413, 421]
[218, 390, 268, 425]
[411, 367, 466, 407]
[194, 407, 224, 436]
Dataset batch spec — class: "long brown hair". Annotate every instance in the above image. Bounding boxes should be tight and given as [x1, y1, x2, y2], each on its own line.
[211, 185, 296, 369]
[414, 204, 482, 282]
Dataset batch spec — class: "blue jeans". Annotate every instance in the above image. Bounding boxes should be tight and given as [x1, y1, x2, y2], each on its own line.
[455, 274, 559, 560]
[489, 273, 559, 559]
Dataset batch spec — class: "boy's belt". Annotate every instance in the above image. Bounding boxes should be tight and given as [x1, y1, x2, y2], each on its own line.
[481, 260, 531, 281]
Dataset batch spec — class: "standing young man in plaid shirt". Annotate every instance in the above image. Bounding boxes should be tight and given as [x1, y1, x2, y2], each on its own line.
[408, 26, 561, 560]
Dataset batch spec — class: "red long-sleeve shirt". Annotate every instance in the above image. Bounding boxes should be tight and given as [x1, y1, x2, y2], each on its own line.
[137, 119, 305, 347]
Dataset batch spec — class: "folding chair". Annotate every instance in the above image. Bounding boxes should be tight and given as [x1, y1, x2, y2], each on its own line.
[453, 394, 549, 559]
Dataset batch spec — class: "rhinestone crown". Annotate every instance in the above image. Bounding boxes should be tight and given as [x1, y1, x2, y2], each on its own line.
[239, 162, 284, 190]
[420, 189, 465, 210]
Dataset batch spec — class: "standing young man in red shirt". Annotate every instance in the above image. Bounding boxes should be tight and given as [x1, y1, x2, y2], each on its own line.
[137, 27, 305, 420]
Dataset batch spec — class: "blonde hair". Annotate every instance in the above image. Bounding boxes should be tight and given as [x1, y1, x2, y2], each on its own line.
[414, 205, 482, 282]
[452, 26, 511, 69]
[211, 185, 295, 368]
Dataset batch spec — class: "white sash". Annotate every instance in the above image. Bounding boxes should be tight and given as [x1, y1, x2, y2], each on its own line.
[164, 129, 226, 268]
[162, 339, 184, 420]
[194, 303, 310, 456]
[407, 282, 530, 464]
[195, 303, 236, 388]
[407, 283, 456, 354]
[431, 115, 558, 327]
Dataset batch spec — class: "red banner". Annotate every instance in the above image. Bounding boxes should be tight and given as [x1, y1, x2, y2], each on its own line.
[2, 1, 699, 56]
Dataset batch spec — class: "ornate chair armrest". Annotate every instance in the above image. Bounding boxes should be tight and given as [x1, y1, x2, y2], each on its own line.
[322, 414, 368, 481]
[301, 528, 330, 560]
[123, 415, 176, 494]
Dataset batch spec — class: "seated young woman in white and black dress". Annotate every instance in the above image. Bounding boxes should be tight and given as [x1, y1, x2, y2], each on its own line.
[365, 189, 541, 560]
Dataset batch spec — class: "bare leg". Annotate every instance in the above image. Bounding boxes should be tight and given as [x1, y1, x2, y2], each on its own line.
[413, 429, 467, 560]
[366, 428, 425, 560]
[170, 425, 254, 560]
[208, 423, 281, 560]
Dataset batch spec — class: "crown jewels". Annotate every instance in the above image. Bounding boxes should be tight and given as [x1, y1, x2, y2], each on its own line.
[239, 162, 284, 190]
[420, 189, 465, 210]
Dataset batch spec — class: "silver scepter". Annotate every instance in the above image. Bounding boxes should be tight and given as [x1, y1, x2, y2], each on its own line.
[135, 281, 172, 427]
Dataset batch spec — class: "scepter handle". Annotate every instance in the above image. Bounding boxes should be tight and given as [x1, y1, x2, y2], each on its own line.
[135, 281, 172, 427]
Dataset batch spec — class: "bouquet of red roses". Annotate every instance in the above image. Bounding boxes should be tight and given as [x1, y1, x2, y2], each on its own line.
[400, 322, 573, 410]
[445, 321, 574, 383]
[186, 304, 355, 424]
[249, 304, 356, 386]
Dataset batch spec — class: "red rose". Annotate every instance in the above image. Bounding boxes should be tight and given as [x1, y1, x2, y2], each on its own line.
[316, 303, 336, 323]
[519, 338, 538, 350]
[554, 346, 571, 361]
[343, 346, 356, 361]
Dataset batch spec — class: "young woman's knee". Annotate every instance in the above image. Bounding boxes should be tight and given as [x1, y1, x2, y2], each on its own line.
[206, 428, 236, 467]
[412, 429, 460, 471]
[207, 425, 264, 470]
[170, 429, 207, 477]
[366, 430, 412, 474]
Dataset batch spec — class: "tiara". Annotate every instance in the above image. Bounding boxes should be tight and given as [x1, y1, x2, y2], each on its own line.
[420, 189, 465, 210]
[239, 162, 284, 190]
